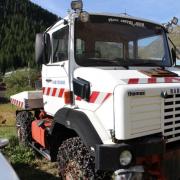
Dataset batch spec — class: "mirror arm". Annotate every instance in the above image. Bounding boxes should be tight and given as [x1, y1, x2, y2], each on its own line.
[168, 37, 176, 50]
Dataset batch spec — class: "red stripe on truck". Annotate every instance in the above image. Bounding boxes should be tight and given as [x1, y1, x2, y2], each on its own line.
[58, 88, 65, 97]
[128, 78, 139, 84]
[125, 77, 180, 84]
[89, 92, 100, 103]
[43, 87, 112, 104]
[10, 98, 23, 108]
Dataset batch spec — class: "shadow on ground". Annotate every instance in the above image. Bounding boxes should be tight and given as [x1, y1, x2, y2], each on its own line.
[13, 163, 60, 180]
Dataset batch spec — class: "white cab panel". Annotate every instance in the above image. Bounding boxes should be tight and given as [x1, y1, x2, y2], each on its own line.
[42, 62, 69, 115]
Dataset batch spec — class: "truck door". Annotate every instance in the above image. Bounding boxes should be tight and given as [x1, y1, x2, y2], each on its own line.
[42, 25, 69, 115]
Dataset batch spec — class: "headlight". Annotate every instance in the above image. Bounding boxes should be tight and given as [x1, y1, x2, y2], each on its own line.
[119, 150, 133, 166]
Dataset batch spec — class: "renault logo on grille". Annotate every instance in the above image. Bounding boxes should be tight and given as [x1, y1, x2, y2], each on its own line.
[161, 91, 168, 98]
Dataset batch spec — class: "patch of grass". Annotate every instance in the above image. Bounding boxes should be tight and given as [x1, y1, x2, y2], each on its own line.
[0, 125, 16, 138]
[0, 103, 59, 179]
[2, 136, 59, 180]
[3, 136, 35, 164]
[0, 103, 16, 125]
[0, 103, 16, 138]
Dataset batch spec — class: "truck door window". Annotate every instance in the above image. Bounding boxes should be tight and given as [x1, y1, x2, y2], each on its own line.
[52, 26, 69, 62]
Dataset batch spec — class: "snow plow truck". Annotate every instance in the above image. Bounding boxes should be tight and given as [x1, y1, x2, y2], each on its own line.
[10, 1, 180, 179]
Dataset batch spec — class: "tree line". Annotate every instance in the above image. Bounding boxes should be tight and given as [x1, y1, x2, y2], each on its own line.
[0, 0, 58, 74]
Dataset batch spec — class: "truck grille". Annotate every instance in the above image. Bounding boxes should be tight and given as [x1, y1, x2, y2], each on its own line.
[164, 94, 180, 143]
[130, 96, 161, 135]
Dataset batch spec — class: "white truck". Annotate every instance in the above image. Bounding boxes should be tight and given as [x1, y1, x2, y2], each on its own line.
[11, 1, 180, 179]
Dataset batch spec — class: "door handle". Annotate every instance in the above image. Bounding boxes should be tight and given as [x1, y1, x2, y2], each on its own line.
[46, 79, 52, 82]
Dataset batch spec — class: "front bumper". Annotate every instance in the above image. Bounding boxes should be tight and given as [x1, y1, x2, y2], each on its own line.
[95, 138, 164, 171]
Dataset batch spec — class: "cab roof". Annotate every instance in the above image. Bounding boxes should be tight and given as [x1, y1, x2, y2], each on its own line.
[91, 12, 164, 27]
[47, 12, 165, 32]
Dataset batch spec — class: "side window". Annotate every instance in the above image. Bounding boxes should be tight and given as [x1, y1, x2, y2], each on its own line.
[52, 26, 69, 62]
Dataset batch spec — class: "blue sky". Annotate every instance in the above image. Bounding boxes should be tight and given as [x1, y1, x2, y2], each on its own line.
[30, 0, 180, 23]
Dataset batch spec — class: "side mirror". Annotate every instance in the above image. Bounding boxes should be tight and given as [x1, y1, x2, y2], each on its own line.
[35, 33, 51, 65]
[164, 17, 179, 32]
[73, 77, 90, 101]
[35, 33, 44, 64]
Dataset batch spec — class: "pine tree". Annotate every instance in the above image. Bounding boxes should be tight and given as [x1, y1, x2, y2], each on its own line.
[0, 0, 58, 74]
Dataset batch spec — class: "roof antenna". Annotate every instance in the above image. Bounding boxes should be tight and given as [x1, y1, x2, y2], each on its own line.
[124, 9, 127, 15]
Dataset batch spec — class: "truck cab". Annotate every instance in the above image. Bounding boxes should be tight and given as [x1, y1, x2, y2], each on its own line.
[12, 1, 180, 179]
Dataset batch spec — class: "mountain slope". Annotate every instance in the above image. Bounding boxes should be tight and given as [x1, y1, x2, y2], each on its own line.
[0, 0, 58, 74]
[170, 26, 180, 49]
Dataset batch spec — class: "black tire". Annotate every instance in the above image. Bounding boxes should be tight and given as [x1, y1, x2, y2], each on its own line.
[57, 137, 112, 180]
[16, 111, 33, 146]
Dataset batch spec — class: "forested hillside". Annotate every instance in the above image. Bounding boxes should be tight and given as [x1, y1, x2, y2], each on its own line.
[0, 0, 179, 74]
[0, 0, 58, 74]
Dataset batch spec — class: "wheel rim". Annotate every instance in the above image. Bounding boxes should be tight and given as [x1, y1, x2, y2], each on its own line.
[57, 137, 102, 180]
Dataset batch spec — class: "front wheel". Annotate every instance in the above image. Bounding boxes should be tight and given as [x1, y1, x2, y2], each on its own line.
[57, 137, 112, 180]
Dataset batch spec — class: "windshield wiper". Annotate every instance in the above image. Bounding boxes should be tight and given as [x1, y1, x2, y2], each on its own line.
[110, 58, 129, 69]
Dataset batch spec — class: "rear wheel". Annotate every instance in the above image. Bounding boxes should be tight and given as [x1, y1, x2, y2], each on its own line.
[57, 137, 112, 180]
[16, 111, 33, 145]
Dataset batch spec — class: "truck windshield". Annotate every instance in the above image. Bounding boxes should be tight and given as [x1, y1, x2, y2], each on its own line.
[75, 15, 171, 67]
